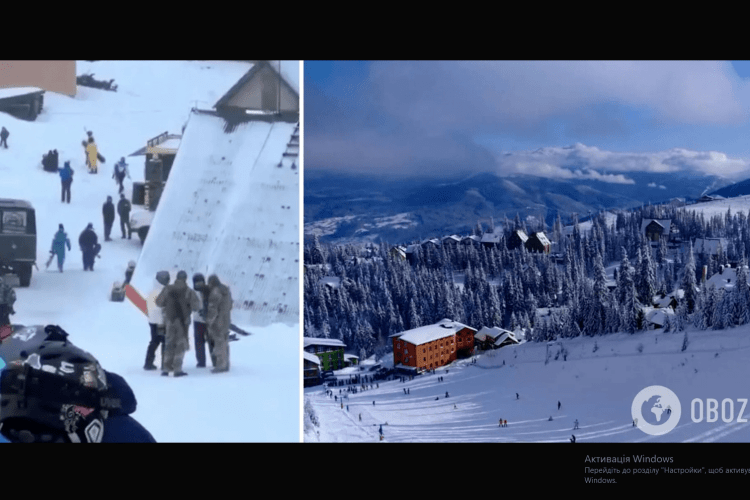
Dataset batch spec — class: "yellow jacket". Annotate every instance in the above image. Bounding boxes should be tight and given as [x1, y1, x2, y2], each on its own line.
[86, 142, 98, 168]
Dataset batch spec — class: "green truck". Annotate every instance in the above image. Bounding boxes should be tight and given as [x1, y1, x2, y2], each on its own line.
[0, 199, 36, 287]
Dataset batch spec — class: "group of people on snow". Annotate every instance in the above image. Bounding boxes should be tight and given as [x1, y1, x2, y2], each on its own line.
[48, 223, 101, 272]
[145, 270, 233, 377]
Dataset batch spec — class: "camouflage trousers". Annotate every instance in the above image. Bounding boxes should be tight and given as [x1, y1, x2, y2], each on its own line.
[163, 319, 190, 373]
[207, 326, 230, 371]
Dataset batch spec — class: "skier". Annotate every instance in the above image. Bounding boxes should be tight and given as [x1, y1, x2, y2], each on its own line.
[112, 157, 130, 194]
[102, 196, 115, 241]
[116, 193, 132, 239]
[504, 419, 507, 427]
[0, 126, 8, 148]
[49, 224, 71, 272]
[58, 160, 74, 203]
[191, 273, 212, 368]
[570, 435, 576, 443]
[205, 274, 232, 374]
[144, 271, 170, 371]
[85, 136, 99, 173]
[0, 277, 16, 327]
[0, 324, 156, 443]
[499, 418, 503, 427]
[516, 393, 519, 400]
[574, 419, 579, 430]
[78, 223, 99, 271]
[558, 401, 561, 410]
[155, 270, 200, 377]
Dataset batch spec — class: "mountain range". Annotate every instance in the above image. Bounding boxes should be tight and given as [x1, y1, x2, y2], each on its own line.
[305, 167, 739, 245]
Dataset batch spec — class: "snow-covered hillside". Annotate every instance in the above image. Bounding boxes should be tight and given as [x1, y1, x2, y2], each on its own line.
[2, 61, 300, 442]
[305, 326, 750, 442]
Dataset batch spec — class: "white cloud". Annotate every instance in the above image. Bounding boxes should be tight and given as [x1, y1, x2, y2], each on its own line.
[496, 143, 750, 181]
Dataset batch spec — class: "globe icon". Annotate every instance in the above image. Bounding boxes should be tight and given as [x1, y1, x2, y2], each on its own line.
[640, 395, 668, 426]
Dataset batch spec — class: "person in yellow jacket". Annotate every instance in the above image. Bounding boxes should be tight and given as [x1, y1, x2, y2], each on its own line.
[85, 137, 98, 173]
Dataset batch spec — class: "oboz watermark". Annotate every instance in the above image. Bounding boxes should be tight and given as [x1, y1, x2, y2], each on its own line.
[633, 386, 749, 435]
[631, 386, 681, 436]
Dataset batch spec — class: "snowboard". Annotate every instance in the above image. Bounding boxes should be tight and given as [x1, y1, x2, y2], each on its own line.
[97, 153, 106, 163]
[45, 253, 55, 269]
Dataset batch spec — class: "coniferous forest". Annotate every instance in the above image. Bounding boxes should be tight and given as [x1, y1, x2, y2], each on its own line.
[304, 204, 750, 360]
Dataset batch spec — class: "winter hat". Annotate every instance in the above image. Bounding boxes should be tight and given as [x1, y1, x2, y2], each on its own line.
[87, 223, 93, 230]
[107, 196, 112, 201]
[207, 274, 221, 288]
[155, 271, 170, 286]
[192, 273, 205, 286]
[176, 270, 188, 281]
[58, 224, 64, 230]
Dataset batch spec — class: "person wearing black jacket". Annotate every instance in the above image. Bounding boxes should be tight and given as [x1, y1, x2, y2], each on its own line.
[102, 196, 115, 241]
[117, 193, 131, 239]
[78, 223, 99, 271]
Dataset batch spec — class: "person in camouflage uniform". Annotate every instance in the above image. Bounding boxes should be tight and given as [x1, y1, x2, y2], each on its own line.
[155, 270, 200, 377]
[0, 277, 17, 326]
[206, 274, 232, 374]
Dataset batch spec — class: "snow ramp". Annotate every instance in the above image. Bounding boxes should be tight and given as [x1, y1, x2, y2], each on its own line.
[130, 109, 299, 328]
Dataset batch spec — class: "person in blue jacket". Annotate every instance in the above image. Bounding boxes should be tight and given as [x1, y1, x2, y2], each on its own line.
[58, 161, 74, 204]
[0, 324, 155, 443]
[49, 224, 72, 272]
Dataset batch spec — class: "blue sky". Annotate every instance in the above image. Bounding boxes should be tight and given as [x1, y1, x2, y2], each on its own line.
[305, 61, 750, 181]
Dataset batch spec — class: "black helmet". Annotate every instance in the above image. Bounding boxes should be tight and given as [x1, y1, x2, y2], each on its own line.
[0, 325, 113, 443]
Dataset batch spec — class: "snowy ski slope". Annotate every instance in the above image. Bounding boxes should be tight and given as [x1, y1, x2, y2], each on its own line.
[305, 326, 750, 443]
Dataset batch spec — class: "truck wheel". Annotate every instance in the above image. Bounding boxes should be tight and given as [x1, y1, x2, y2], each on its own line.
[18, 262, 32, 287]
[138, 226, 149, 244]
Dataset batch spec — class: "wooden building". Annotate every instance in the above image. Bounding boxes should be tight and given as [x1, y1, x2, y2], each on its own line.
[640, 219, 672, 242]
[474, 326, 519, 350]
[506, 229, 528, 251]
[390, 319, 477, 372]
[303, 352, 322, 387]
[525, 232, 551, 254]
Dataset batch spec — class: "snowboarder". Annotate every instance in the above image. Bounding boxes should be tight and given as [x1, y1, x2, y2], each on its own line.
[499, 419, 503, 427]
[0, 277, 16, 327]
[102, 196, 115, 241]
[58, 161, 74, 204]
[117, 193, 132, 239]
[84, 136, 101, 173]
[191, 273, 212, 368]
[78, 223, 99, 271]
[445, 391, 449, 398]
[155, 270, 200, 377]
[144, 271, 170, 371]
[574, 419, 579, 430]
[504, 419, 507, 427]
[112, 157, 130, 194]
[549, 415, 553, 421]
[0, 126, 8, 148]
[516, 393, 519, 400]
[49, 224, 71, 272]
[205, 274, 232, 374]
[570, 434, 576, 443]
[558, 401, 561, 410]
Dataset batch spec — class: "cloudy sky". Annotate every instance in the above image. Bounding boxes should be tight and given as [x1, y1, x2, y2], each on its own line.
[304, 61, 750, 182]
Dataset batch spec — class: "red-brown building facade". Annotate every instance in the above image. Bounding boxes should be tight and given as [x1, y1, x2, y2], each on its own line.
[391, 319, 477, 372]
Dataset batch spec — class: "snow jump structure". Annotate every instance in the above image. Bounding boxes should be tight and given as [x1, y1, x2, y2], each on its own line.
[129, 108, 299, 328]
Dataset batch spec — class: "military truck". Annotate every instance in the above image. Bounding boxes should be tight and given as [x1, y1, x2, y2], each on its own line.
[0, 199, 36, 287]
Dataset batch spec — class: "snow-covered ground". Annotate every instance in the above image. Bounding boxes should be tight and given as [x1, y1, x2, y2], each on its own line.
[2, 61, 300, 442]
[304, 326, 750, 442]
